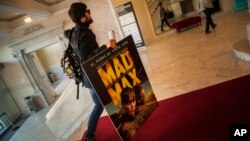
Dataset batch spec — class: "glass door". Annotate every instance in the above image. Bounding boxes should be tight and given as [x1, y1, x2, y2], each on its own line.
[0, 77, 20, 124]
[233, 0, 248, 11]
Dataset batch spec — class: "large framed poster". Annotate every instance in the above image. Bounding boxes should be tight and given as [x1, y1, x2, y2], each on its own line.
[116, 2, 145, 48]
[82, 36, 158, 140]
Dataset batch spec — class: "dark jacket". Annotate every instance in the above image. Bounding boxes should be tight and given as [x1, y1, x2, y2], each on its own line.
[64, 23, 106, 88]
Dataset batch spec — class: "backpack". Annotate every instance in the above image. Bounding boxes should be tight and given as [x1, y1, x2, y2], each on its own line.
[61, 43, 83, 99]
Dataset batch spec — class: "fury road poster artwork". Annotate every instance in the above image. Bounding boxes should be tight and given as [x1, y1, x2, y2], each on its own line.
[82, 36, 158, 141]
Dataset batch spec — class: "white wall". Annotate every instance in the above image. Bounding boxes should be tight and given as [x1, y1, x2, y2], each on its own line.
[0, 62, 34, 114]
[0, 77, 21, 121]
[36, 42, 66, 81]
[0, 45, 16, 62]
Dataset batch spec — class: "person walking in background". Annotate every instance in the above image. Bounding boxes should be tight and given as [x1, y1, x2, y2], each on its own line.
[198, 0, 217, 34]
[65, 2, 116, 141]
[159, 2, 171, 32]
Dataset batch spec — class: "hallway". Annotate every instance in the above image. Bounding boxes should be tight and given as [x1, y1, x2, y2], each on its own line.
[5, 10, 250, 141]
[142, 9, 250, 101]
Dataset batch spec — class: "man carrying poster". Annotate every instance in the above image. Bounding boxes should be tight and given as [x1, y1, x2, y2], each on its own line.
[82, 35, 158, 141]
[65, 2, 117, 141]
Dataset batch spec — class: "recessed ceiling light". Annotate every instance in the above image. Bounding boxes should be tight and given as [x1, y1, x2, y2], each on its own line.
[24, 17, 32, 23]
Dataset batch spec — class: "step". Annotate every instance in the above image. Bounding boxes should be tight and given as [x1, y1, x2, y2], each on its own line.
[232, 39, 250, 62]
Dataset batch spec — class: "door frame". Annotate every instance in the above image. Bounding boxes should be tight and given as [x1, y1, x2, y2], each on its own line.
[9, 23, 66, 107]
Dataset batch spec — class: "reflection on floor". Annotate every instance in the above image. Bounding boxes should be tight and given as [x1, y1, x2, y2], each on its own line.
[9, 107, 56, 141]
[4, 10, 250, 141]
[155, 12, 198, 34]
[0, 115, 30, 141]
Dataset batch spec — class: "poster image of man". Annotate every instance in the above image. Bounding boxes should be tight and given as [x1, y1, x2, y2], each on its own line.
[81, 36, 158, 141]
[110, 82, 157, 141]
[134, 84, 145, 106]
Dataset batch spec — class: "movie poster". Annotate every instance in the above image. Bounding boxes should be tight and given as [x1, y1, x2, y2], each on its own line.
[81, 36, 158, 141]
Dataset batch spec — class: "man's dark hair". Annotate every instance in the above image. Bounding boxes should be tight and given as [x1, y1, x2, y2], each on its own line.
[121, 87, 134, 104]
[134, 84, 143, 97]
[68, 2, 87, 23]
[159, 2, 162, 6]
[133, 84, 145, 106]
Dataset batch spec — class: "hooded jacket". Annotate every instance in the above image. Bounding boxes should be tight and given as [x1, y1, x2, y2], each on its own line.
[64, 22, 106, 88]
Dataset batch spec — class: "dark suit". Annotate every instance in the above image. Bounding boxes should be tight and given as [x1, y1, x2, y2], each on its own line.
[203, 8, 216, 33]
[160, 6, 171, 31]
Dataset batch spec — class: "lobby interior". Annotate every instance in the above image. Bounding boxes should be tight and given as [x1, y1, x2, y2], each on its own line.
[0, 0, 250, 141]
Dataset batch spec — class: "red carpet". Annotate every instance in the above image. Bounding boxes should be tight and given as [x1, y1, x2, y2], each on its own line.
[95, 75, 250, 141]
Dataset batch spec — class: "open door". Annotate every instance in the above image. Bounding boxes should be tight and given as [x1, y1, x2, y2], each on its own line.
[24, 53, 56, 106]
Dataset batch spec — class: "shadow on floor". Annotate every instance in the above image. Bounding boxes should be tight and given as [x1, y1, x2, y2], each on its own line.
[0, 115, 30, 141]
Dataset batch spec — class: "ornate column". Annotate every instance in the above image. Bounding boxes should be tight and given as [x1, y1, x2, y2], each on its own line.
[11, 48, 49, 108]
[12, 50, 40, 92]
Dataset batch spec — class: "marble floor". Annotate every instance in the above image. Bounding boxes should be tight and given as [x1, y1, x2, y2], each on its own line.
[4, 10, 250, 141]
[143, 10, 250, 101]
[0, 115, 29, 141]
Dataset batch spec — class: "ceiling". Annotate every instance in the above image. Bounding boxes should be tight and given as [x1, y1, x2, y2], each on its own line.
[0, 0, 72, 36]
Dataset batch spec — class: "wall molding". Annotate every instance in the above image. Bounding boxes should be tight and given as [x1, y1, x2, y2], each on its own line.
[8, 22, 64, 50]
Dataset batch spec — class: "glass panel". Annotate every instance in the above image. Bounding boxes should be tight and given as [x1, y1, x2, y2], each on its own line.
[146, 0, 222, 35]
[0, 77, 20, 120]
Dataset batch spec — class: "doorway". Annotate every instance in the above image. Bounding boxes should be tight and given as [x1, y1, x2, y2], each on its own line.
[7, 23, 66, 108]
[0, 76, 21, 135]
[179, 0, 194, 15]
[24, 42, 66, 106]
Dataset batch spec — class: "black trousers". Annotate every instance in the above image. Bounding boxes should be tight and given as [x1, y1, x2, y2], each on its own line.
[203, 8, 216, 32]
[161, 16, 171, 31]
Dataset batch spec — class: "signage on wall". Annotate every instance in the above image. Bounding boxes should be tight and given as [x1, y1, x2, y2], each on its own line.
[23, 24, 45, 35]
[115, 2, 145, 48]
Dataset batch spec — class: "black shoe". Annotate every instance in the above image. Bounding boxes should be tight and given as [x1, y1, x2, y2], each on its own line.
[85, 138, 95, 141]
[85, 133, 95, 141]
[205, 31, 212, 34]
[81, 131, 95, 141]
[212, 24, 217, 29]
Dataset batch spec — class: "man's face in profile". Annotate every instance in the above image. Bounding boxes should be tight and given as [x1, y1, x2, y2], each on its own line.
[83, 9, 93, 24]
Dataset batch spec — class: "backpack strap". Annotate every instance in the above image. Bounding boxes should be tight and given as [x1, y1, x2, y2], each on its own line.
[66, 29, 82, 99]
[77, 83, 79, 99]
